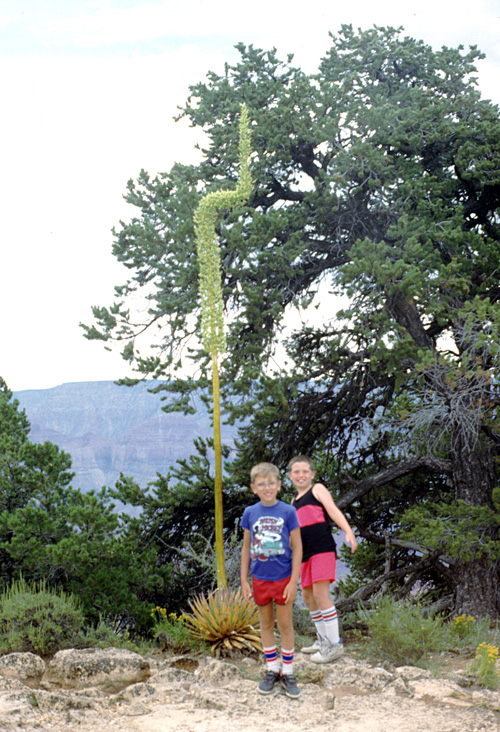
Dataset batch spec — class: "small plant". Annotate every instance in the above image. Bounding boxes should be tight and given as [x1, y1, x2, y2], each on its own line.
[450, 614, 477, 640]
[151, 607, 200, 654]
[359, 595, 446, 666]
[467, 643, 499, 690]
[185, 589, 261, 658]
[444, 613, 498, 655]
[77, 616, 146, 653]
[0, 577, 84, 656]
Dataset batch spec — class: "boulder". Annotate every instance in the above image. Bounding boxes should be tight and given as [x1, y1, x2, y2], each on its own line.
[0, 653, 46, 685]
[45, 647, 151, 689]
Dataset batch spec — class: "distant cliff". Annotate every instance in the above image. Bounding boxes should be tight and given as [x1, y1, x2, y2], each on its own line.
[14, 381, 236, 493]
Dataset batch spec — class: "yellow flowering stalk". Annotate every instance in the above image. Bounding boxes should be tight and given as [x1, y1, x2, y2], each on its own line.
[193, 104, 253, 588]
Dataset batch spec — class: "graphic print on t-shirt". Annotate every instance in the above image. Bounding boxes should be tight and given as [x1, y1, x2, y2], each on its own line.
[251, 515, 285, 561]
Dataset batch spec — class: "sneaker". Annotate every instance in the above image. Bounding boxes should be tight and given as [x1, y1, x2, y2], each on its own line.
[301, 638, 322, 654]
[281, 673, 300, 699]
[310, 640, 344, 664]
[258, 670, 281, 695]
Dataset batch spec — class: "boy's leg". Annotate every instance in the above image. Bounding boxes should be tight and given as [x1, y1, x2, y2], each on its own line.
[258, 602, 280, 672]
[275, 603, 300, 699]
[275, 602, 294, 670]
[257, 602, 281, 695]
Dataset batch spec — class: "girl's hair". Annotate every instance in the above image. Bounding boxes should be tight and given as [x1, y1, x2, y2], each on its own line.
[288, 455, 314, 471]
[250, 462, 280, 483]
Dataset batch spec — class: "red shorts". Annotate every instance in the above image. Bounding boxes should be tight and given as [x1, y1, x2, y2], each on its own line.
[301, 552, 336, 589]
[252, 576, 290, 606]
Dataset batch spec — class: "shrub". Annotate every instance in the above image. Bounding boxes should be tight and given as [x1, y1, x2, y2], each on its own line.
[358, 595, 446, 666]
[0, 577, 84, 656]
[445, 614, 499, 655]
[467, 643, 499, 690]
[76, 616, 148, 653]
[151, 607, 201, 654]
[449, 613, 477, 640]
[185, 589, 261, 657]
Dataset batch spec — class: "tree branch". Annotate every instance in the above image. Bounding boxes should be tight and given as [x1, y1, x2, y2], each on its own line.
[336, 455, 452, 509]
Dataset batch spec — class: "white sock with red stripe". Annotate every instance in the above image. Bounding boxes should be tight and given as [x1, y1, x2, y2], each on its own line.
[310, 609, 326, 640]
[321, 604, 340, 644]
[281, 647, 294, 675]
[263, 645, 280, 672]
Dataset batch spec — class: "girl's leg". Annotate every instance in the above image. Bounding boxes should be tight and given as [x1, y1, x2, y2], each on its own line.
[302, 584, 326, 643]
[312, 580, 340, 644]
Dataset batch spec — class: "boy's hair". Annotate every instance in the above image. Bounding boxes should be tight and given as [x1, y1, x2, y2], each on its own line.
[288, 455, 314, 471]
[250, 462, 280, 483]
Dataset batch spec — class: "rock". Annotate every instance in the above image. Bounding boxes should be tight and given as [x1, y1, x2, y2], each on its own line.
[195, 657, 240, 685]
[0, 676, 39, 728]
[0, 653, 46, 685]
[45, 647, 151, 689]
[0, 647, 499, 732]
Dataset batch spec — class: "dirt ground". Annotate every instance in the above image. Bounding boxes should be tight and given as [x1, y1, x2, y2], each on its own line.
[10, 644, 499, 732]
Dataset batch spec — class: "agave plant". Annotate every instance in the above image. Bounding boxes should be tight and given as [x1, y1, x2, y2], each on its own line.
[186, 588, 261, 657]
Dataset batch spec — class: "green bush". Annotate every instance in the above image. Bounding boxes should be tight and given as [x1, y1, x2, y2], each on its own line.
[151, 606, 203, 654]
[0, 577, 84, 656]
[446, 613, 500, 654]
[358, 595, 446, 666]
[76, 616, 149, 654]
[467, 642, 499, 690]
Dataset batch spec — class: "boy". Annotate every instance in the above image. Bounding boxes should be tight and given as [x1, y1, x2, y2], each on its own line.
[241, 462, 303, 698]
[289, 455, 357, 664]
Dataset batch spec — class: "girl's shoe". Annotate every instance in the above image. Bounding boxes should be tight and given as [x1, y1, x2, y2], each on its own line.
[301, 637, 322, 654]
[310, 639, 344, 664]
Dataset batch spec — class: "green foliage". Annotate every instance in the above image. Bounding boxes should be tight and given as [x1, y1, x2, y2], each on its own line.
[446, 613, 500, 658]
[150, 607, 202, 654]
[186, 589, 261, 657]
[109, 441, 250, 613]
[82, 28, 500, 616]
[401, 499, 500, 563]
[358, 596, 446, 666]
[0, 577, 84, 656]
[76, 617, 148, 653]
[0, 380, 172, 632]
[467, 643, 500, 690]
[449, 613, 477, 640]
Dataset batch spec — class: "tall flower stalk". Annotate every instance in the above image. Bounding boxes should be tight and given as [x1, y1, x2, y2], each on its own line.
[194, 104, 253, 588]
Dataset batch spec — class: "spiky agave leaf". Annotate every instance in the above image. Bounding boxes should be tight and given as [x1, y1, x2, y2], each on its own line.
[186, 588, 261, 657]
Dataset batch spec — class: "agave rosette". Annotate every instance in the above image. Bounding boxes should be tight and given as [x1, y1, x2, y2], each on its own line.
[186, 588, 261, 656]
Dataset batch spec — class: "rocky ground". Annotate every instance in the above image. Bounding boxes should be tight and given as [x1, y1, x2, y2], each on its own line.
[0, 646, 499, 732]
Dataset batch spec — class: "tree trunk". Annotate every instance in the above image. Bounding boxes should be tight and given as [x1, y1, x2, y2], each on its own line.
[451, 442, 499, 617]
[454, 557, 499, 617]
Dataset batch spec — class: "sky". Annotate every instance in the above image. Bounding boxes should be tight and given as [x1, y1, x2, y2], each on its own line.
[1, 0, 500, 393]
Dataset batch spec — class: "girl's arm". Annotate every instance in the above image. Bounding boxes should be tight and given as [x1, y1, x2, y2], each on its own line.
[312, 482, 358, 553]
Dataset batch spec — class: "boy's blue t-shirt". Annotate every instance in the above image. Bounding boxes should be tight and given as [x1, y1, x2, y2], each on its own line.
[240, 499, 299, 582]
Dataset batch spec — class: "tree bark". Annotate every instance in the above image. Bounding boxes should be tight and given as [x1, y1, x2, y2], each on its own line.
[454, 556, 499, 617]
[451, 441, 499, 617]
